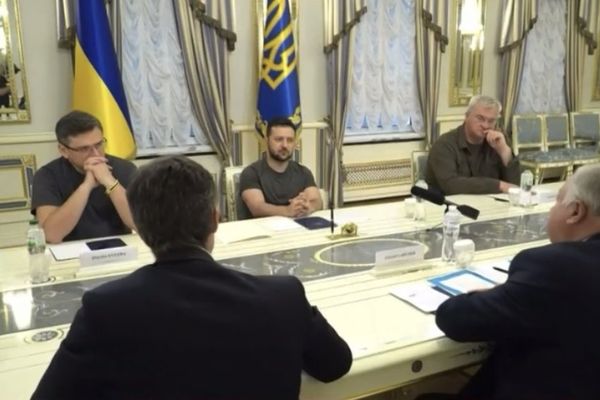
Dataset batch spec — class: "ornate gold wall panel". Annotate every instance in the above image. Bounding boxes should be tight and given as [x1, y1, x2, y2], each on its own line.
[0, 154, 36, 212]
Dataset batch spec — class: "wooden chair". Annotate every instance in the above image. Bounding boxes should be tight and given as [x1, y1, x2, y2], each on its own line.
[224, 166, 245, 221]
[411, 150, 428, 184]
[512, 115, 552, 183]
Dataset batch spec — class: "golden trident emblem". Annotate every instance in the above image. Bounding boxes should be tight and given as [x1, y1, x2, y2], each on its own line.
[260, 0, 297, 90]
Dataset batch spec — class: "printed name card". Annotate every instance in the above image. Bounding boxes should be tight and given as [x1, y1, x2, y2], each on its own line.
[79, 246, 138, 267]
[372, 244, 425, 275]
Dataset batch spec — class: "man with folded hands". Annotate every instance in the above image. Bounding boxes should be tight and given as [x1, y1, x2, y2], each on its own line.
[31, 110, 136, 243]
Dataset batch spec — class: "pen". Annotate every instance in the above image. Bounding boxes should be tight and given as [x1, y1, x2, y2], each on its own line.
[494, 197, 509, 203]
[492, 266, 509, 274]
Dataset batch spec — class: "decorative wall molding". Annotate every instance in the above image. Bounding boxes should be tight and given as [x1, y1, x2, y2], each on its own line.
[0, 154, 36, 212]
[0, 132, 55, 145]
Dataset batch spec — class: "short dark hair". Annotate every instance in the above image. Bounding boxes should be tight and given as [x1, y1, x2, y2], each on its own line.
[126, 156, 216, 257]
[55, 111, 103, 144]
[266, 117, 296, 137]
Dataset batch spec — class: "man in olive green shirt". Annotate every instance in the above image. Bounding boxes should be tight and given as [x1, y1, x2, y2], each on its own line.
[426, 95, 520, 195]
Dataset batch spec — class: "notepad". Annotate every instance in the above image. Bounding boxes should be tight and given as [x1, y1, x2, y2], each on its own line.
[294, 216, 335, 230]
[390, 281, 450, 313]
[428, 270, 496, 296]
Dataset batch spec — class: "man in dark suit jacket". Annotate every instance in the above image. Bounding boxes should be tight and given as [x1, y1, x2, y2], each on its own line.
[31, 156, 352, 400]
[435, 164, 600, 400]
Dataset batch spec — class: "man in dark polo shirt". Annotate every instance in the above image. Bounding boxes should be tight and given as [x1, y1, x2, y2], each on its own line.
[426, 95, 520, 195]
[31, 111, 136, 243]
[239, 117, 322, 219]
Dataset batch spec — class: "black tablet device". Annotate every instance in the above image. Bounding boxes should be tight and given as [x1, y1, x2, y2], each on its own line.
[86, 238, 127, 251]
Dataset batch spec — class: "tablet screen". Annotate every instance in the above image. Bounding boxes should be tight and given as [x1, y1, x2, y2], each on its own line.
[86, 238, 127, 251]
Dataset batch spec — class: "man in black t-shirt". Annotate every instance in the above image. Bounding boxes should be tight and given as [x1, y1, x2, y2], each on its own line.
[31, 111, 137, 243]
[239, 118, 322, 219]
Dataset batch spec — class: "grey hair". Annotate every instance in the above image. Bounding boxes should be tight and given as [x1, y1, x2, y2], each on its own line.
[561, 164, 600, 216]
[466, 95, 502, 115]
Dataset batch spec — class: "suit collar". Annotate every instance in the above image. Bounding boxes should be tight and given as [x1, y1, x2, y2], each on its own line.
[154, 246, 214, 265]
[585, 232, 600, 242]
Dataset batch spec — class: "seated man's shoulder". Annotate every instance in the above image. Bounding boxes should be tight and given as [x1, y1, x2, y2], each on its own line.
[512, 242, 590, 277]
[38, 157, 66, 172]
[239, 160, 263, 186]
[252, 274, 306, 299]
[241, 159, 262, 174]
[290, 160, 313, 174]
[33, 158, 70, 184]
[106, 155, 136, 170]
[434, 128, 461, 146]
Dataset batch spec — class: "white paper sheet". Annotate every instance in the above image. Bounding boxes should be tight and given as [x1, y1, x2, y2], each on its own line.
[260, 217, 303, 232]
[48, 242, 88, 261]
[390, 281, 450, 313]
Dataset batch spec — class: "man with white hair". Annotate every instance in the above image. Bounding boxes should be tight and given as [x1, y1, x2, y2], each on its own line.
[434, 164, 600, 400]
[426, 95, 520, 195]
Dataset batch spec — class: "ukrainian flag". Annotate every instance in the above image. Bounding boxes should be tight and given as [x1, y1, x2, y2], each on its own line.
[256, 0, 302, 137]
[73, 0, 136, 159]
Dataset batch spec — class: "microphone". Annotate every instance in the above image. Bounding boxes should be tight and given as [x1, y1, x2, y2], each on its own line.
[410, 186, 480, 220]
[410, 185, 444, 205]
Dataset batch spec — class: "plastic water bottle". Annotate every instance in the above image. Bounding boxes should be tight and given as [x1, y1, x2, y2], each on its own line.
[520, 170, 534, 207]
[441, 205, 461, 263]
[413, 180, 428, 221]
[27, 219, 49, 284]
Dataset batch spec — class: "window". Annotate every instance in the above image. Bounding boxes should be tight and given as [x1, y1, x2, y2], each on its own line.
[345, 0, 423, 142]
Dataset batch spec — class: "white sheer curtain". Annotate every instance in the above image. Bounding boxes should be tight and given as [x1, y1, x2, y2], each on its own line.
[345, 0, 423, 139]
[515, 0, 566, 114]
[120, 0, 209, 153]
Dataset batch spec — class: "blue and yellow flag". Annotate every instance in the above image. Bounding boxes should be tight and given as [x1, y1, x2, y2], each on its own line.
[73, 0, 135, 159]
[256, 0, 302, 137]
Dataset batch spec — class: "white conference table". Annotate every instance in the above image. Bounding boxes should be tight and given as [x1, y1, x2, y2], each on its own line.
[0, 185, 560, 400]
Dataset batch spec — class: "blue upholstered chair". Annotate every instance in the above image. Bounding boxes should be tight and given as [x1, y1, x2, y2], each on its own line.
[512, 115, 554, 183]
[512, 115, 544, 156]
[568, 112, 600, 168]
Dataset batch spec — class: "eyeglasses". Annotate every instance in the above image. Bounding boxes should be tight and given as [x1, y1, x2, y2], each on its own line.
[60, 137, 107, 153]
[474, 114, 498, 125]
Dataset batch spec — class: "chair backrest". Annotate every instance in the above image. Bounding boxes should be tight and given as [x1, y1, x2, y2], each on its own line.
[570, 112, 600, 148]
[543, 113, 570, 150]
[411, 150, 428, 184]
[224, 166, 245, 221]
[511, 115, 543, 155]
[319, 188, 329, 209]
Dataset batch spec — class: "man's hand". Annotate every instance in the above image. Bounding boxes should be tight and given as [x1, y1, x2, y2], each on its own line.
[486, 130, 514, 166]
[287, 194, 309, 218]
[85, 156, 116, 189]
[485, 130, 509, 151]
[498, 180, 517, 193]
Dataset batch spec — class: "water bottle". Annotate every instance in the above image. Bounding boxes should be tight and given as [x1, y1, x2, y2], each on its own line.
[413, 180, 428, 221]
[27, 219, 49, 284]
[519, 170, 534, 207]
[441, 205, 461, 263]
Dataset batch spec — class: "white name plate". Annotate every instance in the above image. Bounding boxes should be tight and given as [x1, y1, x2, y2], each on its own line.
[79, 246, 138, 267]
[372, 244, 425, 274]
